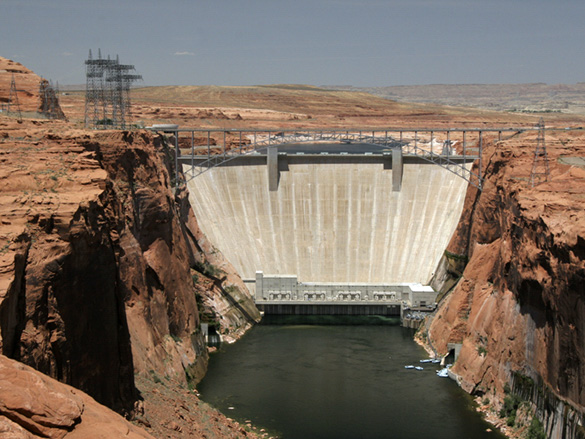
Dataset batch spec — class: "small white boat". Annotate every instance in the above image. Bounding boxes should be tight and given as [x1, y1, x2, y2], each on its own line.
[420, 359, 432, 363]
[436, 368, 449, 378]
[414, 366, 424, 371]
[404, 365, 415, 369]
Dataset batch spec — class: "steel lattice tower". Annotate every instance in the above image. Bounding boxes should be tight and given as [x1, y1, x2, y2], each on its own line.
[39, 79, 65, 119]
[84, 49, 141, 129]
[8, 74, 22, 122]
[530, 118, 550, 187]
[106, 55, 143, 129]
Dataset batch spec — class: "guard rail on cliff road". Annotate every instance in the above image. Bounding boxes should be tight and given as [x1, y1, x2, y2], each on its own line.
[148, 126, 545, 190]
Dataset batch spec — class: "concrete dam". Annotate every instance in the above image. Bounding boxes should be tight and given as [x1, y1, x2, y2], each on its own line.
[184, 147, 470, 314]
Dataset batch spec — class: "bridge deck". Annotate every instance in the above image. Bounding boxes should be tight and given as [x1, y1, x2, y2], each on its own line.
[149, 127, 500, 189]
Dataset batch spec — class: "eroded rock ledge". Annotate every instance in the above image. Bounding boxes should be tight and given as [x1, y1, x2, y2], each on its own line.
[423, 129, 585, 438]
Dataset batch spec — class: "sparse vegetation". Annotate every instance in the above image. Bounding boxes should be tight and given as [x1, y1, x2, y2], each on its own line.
[502, 384, 515, 400]
[444, 249, 469, 263]
[193, 260, 222, 278]
[0, 239, 12, 255]
[526, 417, 546, 439]
[224, 285, 239, 296]
[149, 369, 162, 384]
[499, 391, 522, 427]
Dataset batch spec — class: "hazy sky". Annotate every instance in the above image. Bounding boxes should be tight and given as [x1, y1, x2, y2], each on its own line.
[2, 0, 584, 87]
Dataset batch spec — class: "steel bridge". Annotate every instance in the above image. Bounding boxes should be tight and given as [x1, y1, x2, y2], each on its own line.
[148, 126, 537, 190]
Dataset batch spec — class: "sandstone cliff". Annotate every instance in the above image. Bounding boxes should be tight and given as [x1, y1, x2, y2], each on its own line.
[0, 119, 260, 436]
[424, 128, 585, 438]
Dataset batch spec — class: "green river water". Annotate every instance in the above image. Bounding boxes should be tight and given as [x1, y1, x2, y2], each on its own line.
[198, 318, 505, 439]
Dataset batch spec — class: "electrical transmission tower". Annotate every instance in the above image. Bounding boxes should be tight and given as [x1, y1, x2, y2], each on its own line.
[39, 79, 65, 119]
[85, 49, 109, 127]
[8, 74, 23, 122]
[530, 118, 550, 187]
[84, 49, 142, 129]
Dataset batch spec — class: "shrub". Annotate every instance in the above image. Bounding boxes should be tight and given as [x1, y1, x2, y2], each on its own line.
[499, 393, 522, 419]
[193, 260, 222, 278]
[224, 285, 239, 295]
[526, 417, 546, 439]
[149, 370, 162, 384]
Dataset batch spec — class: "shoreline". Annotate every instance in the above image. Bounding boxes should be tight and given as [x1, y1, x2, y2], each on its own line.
[414, 333, 516, 439]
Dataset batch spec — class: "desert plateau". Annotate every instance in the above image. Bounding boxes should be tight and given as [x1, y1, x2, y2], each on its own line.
[1, 53, 585, 439]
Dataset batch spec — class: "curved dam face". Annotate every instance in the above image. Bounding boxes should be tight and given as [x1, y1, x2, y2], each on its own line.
[185, 158, 468, 289]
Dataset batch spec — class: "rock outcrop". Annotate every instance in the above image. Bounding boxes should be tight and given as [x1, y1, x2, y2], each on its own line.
[425, 128, 585, 438]
[0, 354, 155, 439]
[0, 120, 259, 424]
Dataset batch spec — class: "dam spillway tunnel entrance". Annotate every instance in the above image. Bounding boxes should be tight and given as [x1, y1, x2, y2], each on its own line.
[182, 139, 472, 318]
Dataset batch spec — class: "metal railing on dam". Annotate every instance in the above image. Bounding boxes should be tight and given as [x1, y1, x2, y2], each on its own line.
[146, 126, 533, 190]
[147, 124, 569, 191]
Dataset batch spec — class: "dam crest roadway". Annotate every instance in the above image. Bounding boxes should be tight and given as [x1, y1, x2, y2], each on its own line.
[148, 126, 534, 315]
[157, 127, 495, 190]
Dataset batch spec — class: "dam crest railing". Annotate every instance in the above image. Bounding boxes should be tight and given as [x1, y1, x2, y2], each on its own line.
[148, 127, 542, 190]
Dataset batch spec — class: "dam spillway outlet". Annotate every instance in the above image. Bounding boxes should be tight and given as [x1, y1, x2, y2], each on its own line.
[185, 156, 469, 297]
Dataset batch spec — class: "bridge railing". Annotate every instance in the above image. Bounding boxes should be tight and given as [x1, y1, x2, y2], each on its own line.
[149, 127, 540, 190]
